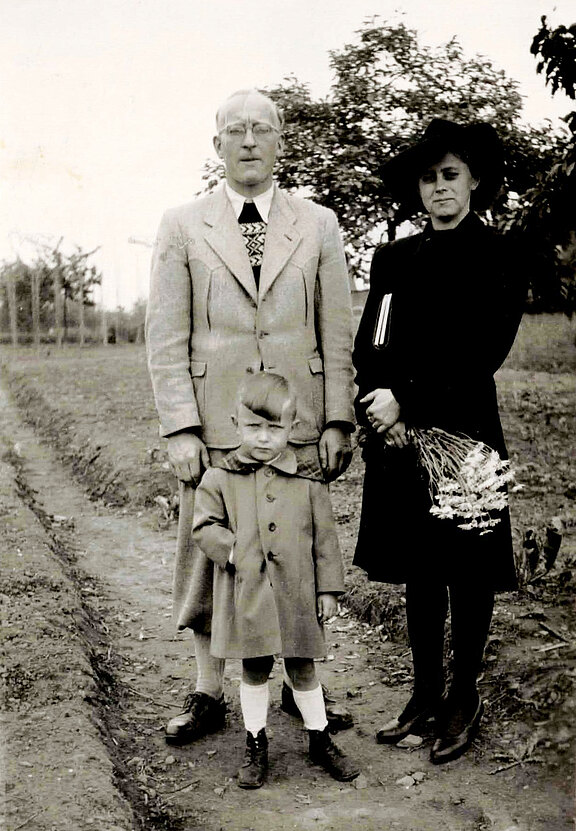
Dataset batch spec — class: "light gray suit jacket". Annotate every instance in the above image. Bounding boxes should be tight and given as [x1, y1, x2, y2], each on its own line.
[146, 184, 354, 448]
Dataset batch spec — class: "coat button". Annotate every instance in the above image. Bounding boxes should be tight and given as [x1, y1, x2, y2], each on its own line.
[267, 551, 275, 561]
[246, 367, 254, 374]
[264, 468, 274, 478]
[268, 522, 277, 532]
[266, 493, 275, 502]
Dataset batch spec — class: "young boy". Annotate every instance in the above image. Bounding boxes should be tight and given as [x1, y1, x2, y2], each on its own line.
[192, 372, 359, 789]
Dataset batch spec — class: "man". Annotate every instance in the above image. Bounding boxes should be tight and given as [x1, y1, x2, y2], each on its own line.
[146, 89, 355, 745]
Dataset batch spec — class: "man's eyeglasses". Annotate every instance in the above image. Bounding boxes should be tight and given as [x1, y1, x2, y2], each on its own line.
[220, 122, 280, 140]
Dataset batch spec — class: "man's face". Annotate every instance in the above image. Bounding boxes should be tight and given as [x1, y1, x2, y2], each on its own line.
[213, 92, 283, 196]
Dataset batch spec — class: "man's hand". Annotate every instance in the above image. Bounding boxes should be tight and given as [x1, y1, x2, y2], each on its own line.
[359, 388, 401, 434]
[317, 593, 338, 624]
[319, 426, 353, 482]
[166, 431, 210, 484]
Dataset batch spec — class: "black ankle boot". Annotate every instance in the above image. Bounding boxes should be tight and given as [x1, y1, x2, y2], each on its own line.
[376, 689, 443, 744]
[238, 728, 268, 789]
[308, 726, 360, 781]
[431, 689, 483, 765]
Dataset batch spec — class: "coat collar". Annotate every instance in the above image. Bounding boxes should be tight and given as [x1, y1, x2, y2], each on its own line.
[202, 184, 302, 300]
[216, 447, 324, 481]
[422, 211, 486, 241]
[259, 187, 302, 298]
[203, 185, 257, 302]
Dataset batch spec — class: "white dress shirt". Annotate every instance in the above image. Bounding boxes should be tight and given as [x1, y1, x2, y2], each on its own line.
[225, 182, 274, 222]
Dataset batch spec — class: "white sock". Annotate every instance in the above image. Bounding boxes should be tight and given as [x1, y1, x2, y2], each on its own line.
[194, 632, 225, 698]
[293, 685, 328, 732]
[240, 681, 269, 735]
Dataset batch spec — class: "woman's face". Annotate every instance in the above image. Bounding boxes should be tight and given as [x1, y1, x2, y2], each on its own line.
[418, 152, 479, 229]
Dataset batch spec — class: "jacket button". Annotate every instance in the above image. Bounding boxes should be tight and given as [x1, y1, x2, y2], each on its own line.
[267, 551, 275, 560]
[264, 468, 274, 478]
[266, 493, 275, 502]
[268, 522, 276, 532]
[246, 367, 254, 374]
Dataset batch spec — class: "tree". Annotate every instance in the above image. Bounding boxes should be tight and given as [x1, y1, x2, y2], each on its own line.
[505, 17, 576, 312]
[199, 18, 565, 280]
[0, 239, 102, 343]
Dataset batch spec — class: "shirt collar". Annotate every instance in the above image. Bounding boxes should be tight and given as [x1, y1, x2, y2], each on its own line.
[225, 182, 275, 222]
[231, 447, 297, 474]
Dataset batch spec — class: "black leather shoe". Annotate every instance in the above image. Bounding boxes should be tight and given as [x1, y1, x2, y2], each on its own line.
[281, 682, 354, 733]
[430, 698, 484, 765]
[376, 694, 441, 744]
[308, 726, 360, 781]
[165, 691, 226, 745]
[238, 729, 268, 789]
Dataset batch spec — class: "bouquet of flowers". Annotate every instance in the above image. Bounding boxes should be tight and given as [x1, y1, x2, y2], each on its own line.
[409, 427, 515, 534]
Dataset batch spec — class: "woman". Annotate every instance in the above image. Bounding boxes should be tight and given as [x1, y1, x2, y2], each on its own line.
[353, 119, 527, 764]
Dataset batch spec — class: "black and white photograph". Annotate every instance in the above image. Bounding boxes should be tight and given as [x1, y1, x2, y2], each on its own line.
[2, 1, 575, 829]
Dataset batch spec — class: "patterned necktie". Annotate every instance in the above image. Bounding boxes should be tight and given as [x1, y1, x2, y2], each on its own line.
[238, 200, 266, 288]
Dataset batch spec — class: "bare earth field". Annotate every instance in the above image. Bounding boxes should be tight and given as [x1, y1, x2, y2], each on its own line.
[1, 313, 575, 831]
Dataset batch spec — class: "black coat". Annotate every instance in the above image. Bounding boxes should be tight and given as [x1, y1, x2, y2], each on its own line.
[353, 213, 527, 590]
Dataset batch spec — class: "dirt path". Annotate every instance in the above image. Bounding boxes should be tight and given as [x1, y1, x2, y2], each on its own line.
[2, 377, 572, 831]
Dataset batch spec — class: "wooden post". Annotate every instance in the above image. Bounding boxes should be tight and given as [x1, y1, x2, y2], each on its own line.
[78, 268, 85, 346]
[31, 269, 41, 348]
[53, 268, 63, 347]
[100, 277, 107, 345]
[6, 271, 18, 346]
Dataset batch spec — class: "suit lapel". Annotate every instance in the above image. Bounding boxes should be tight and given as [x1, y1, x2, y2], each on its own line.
[203, 186, 258, 303]
[259, 188, 301, 298]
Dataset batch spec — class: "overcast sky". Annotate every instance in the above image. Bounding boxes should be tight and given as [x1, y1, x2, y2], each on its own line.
[2, 0, 574, 308]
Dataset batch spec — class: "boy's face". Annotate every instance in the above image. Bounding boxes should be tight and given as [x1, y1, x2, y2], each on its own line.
[234, 403, 293, 462]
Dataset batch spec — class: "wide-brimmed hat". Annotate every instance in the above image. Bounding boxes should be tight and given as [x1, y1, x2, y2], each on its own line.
[381, 118, 505, 214]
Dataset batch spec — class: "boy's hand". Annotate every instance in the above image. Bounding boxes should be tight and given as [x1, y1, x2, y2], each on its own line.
[317, 593, 338, 624]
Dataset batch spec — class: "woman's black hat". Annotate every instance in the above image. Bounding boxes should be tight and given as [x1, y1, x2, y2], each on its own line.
[381, 118, 505, 214]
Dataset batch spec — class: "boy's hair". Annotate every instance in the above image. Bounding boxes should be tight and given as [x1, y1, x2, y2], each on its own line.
[237, 372, 297, 422]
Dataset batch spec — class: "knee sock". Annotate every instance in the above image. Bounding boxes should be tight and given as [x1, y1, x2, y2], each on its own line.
[240, 681, 269, 736]
[193, 632, 225, 699]
[293, 685, 328, 732]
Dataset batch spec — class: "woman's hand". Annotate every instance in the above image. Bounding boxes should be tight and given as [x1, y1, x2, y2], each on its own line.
[359, 388, 401, 433]
[317, 593, 338, 624]
[383, 421, 409, 448]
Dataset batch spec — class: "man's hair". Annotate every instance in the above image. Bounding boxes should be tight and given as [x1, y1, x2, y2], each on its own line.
[237, 372, 296, 422]
[215, 88, 284, 131]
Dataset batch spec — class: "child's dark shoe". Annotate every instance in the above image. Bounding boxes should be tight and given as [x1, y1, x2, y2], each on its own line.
[238, 729, 268, 789]
[308, 726, 360, 781]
